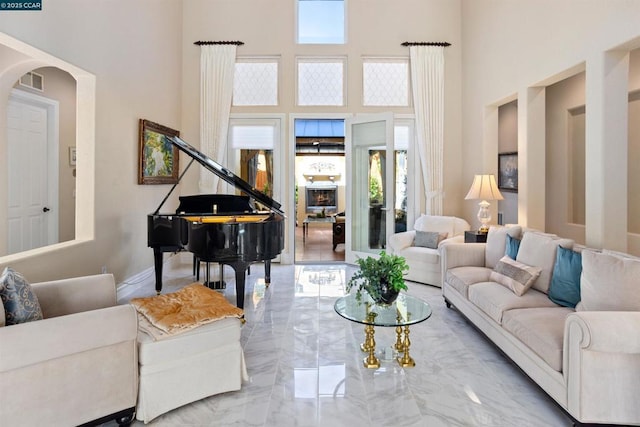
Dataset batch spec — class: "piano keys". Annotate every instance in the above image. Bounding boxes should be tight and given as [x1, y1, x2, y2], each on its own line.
[147, 136, 285, 309]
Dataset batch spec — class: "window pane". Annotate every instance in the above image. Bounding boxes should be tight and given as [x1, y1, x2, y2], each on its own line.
[298, 60, 344, 106]
[363, 60, 409, 106]
[298, 0, 344, 44]
[234, 61, 278, 106]
[240, 150, 274, 197]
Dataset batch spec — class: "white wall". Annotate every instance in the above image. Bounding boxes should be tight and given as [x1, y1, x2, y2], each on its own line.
[462, 0, 640, 253]
[0, 1, 183, 282]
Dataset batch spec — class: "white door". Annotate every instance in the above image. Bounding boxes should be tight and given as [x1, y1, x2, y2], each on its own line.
[7, 91, 58, 254]
[345, 112, 394, 264]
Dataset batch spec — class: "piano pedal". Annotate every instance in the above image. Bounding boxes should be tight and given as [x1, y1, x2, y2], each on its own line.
[205, 280, 226, 290]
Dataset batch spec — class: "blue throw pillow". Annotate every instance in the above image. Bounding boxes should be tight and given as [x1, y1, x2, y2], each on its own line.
[548, 247, 582, 308]
[505, 234, 521, 260]
[0, 267, 43, 325]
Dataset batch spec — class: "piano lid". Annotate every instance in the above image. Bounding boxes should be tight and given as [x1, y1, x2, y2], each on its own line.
[168, 136, 285, 216]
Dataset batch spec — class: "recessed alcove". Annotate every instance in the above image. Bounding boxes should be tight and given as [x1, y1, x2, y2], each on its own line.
[0, 32, 96, 263]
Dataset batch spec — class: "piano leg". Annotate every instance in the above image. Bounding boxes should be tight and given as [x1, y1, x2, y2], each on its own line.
[227, 261, 251, 309]
[264, 260, 271, 287]
[153, 248, 164, 294]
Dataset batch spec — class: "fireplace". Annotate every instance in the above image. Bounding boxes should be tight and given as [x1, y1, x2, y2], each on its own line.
[305, 185, 337, 213]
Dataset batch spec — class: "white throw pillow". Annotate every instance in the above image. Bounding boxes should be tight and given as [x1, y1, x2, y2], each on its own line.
[485, 225, 522, 269]
[578, 250, 640, 312]
[490, 256, 542, 296]
[516, 232, 573, 294]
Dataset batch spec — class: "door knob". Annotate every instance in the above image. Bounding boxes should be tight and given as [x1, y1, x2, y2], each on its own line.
[43, 207, 50, 212]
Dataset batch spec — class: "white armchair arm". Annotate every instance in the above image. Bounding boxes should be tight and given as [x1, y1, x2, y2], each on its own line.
[388, 230, 416, 253]
[0, 304, 137, 372]
[564, 311, 640, 425]
[0, 304, 138, 426]
[441, 243, 486, 271]
[32, 273, 117, 318]
[438, 234, 464, 247]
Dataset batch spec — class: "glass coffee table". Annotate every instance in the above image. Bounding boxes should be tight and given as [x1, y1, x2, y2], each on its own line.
[334, 293, 432, 369]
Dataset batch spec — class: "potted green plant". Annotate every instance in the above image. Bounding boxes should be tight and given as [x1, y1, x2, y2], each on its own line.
[347, 251, 409, 305]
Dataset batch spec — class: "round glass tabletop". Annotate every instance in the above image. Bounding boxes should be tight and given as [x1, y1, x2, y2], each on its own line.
[334, 292, 432, 327]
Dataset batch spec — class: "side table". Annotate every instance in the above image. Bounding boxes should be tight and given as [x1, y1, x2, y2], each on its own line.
[464, 230, 488, 243]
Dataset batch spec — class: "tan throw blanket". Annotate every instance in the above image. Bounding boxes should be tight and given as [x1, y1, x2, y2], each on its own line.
[131, 283, 243, 338]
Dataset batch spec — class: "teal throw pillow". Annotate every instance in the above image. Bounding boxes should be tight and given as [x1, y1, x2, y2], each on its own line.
[505, 234, 521, 260]
[548, 246, 582, 308]
[0, 267, 43, 325]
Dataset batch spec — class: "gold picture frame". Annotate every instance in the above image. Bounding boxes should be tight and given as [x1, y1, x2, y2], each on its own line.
[138, 119, 180, 185]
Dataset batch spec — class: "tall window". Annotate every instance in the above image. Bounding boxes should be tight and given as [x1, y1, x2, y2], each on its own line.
[394, 125, 410, 232]
[297, 0, 345, 44]
[228, 119, 281, 202]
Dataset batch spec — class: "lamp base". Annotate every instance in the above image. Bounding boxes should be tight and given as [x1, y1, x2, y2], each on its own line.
[477, 200, 491, 233]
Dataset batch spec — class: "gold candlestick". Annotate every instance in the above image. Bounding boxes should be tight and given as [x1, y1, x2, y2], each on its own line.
[363, 311, 379, 369]
[397, 325, 415, 367]
[394, 311, 404, 352]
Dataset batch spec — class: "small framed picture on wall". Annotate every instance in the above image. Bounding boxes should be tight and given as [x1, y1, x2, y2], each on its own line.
[498, 152, 518, 192]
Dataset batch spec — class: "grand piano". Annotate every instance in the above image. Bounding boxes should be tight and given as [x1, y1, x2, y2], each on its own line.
[147, 136, 285, 309]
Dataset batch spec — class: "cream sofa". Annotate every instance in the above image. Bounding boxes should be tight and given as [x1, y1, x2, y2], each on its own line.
[388, 214, 470, 287]
[0, 273, 138, 426]
[441, 226, 640, 426]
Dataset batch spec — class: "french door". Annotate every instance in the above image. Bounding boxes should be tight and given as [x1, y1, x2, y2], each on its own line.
[345, 113, 394, 264]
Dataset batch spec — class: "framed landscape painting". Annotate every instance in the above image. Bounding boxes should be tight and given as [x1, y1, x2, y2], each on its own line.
[138, 119, 180, 185]
[498, 152, 518, 192]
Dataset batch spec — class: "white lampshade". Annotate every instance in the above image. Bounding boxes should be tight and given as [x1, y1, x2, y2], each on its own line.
[464, 174, 504, 201]
[465, 175, 504, 232]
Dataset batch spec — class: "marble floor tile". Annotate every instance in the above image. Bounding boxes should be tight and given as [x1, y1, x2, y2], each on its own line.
[108, 260, 572, 427]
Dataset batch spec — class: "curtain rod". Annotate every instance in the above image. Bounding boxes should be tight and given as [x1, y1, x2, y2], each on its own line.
[401, 42, 451, 47]
[194, 41, 244, 46]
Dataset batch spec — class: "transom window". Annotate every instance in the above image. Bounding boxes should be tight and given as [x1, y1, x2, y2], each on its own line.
[297, 57, 346, 106]
[233, 58, 279, 106]
[297, 0, 345, 44]
[363, 58, 410, 106]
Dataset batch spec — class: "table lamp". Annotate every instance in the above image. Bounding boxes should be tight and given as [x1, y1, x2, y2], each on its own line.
[464, 174, 504, 233]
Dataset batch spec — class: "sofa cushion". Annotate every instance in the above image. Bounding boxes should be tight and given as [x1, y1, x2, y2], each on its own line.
[578, 250, 640, 312]
[414, 214, 456, 237]
[400, 245, 440, 265]
[505, 234, 521, 260]
[414, 230, 447, 249]
[516, 232, 573, 294]
[0, 267, 43, 325]
[502, 307, 574, 372]
[445, 266, 492, 298]
[548, 246, 582, 308]
[485, 225, 522, 268]
[468, 282, 558, 324]
[490, 256, 542, 296]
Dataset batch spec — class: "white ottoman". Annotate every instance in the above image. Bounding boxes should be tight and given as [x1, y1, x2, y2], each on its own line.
[135, 316, 247, 423]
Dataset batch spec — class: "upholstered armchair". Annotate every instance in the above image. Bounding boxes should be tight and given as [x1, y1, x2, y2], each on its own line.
[388, 214, 470, 287]
[0, 273, 138, 426]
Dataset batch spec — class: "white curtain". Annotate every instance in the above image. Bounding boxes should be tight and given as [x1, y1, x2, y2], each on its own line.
[199, 44, 236, 193]
[410, 46, 445, 215]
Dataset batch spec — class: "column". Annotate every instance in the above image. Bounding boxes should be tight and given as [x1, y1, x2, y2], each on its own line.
[585, 50, 629, 251]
